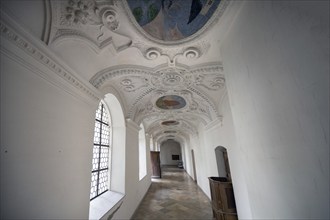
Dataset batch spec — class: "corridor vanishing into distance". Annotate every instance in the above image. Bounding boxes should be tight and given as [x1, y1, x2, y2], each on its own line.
[132, 166, 213, 219]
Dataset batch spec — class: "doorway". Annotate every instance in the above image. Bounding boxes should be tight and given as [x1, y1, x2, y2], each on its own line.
[215, 146, 231, 181]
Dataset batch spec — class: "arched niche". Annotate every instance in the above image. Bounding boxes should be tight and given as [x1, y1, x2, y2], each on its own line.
[215, 146, 231, 181]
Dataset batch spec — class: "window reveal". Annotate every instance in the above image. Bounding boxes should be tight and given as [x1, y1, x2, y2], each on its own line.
[90, 102, 111, 200]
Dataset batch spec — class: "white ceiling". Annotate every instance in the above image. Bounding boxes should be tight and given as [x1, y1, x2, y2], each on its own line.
[48, 0, 232, 143]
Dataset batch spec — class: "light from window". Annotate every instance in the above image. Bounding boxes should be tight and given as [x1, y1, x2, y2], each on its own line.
[90, 102, 111, 200]
[139, 124, 147, 180]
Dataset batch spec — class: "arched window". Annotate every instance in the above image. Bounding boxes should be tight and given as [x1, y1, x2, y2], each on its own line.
[89, 95, 125, 220]
[90, 101, 111, 200]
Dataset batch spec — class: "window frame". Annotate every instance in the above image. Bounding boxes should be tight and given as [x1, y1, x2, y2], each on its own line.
[90, 101, 112, 201]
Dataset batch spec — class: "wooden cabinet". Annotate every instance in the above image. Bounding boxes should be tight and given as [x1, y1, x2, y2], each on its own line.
[209, 177, 237, 220]
[150, 151, 161, 178]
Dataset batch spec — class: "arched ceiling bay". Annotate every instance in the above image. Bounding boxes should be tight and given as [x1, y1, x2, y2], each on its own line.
[47, 0, 230, 143]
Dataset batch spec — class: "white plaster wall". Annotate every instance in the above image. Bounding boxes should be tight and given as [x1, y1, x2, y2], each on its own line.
[160, 140, 182, 165]
[179, 139, 187, 170]
[1, 0, 46, 41]
[220, 1, 329, 219]
[182, 140, 191, 177]
[191, 131, 208, 187]
[104, 94, 126, 194]
[138, 125, 147, 180]
[197, 94, 253, 219]
[112, 120, 151, 219]
[0, 54, 95, 219]
[0, 19, 152, 220]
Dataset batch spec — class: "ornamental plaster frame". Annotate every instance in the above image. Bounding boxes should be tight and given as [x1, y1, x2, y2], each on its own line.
[120, 0, 231, 46]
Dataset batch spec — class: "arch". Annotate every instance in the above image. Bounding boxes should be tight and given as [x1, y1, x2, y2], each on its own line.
[215, 146, 231, 181]
[103, 93, 126, 193]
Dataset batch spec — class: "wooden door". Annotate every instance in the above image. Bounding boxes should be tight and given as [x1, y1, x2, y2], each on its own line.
[150, 151, 161, 178]
[223, 150, 231, 182]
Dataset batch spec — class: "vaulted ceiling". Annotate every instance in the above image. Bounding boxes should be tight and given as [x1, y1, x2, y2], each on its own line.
[48, 0, 231, 144]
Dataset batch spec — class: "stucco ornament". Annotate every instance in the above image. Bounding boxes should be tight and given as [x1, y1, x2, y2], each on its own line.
[120, 76, 149, 92]
[49, 0, 133, 51]
[194, 74, 225, 90]
[63, 0, 119, 35]
[101, 8, 119, 31]
[132, 41, 210, 64]
[64, 0, 100, 25]
[151, 68, 190, 90]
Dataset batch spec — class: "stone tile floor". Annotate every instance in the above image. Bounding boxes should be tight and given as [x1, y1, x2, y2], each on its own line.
[132, 166, 213, 219]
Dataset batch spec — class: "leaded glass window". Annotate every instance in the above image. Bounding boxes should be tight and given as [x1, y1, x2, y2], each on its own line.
[90, 102, 111, 200]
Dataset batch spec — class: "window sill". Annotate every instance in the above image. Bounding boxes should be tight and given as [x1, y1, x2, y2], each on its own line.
[89, 191, 125, 220]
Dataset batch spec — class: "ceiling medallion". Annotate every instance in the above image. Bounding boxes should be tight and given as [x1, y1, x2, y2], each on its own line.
[162, 120, 180, 126]
[156, 95, 186, 110]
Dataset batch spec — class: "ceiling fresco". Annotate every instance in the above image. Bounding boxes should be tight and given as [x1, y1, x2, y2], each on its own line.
[156, 95, 186, 109]
[162, 120, 180, 126]
[126, 0, 221, 41]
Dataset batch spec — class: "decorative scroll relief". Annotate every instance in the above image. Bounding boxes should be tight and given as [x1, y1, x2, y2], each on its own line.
[63, 0, 101, 26]
[194, 74, 225, 91]
[151, 68, 190, 90]
[90, 68, 153, 89]
[149, 66, 225, 91]
[49, 0, 131, 51]
[119, 76, 148, 92]
[90, 64, 224, 91]
[132, 41, 210, 64]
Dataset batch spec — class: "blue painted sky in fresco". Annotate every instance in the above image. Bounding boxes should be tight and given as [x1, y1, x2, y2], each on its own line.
[126, 0, 221, 41]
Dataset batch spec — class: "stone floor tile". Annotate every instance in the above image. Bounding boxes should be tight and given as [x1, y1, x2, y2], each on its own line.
[131, 166, 213, 220]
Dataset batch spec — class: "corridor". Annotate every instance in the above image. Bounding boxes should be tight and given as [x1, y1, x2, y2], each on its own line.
[132, 166, 213, 219]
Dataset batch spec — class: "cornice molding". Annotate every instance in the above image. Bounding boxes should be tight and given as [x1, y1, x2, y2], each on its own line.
[0, 11, 101, 105]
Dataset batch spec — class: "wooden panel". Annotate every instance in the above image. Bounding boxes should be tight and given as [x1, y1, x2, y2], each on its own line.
[209, 177, 237, 220]
[150, 151, 161, 178]
[214, 211, 238, 220]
